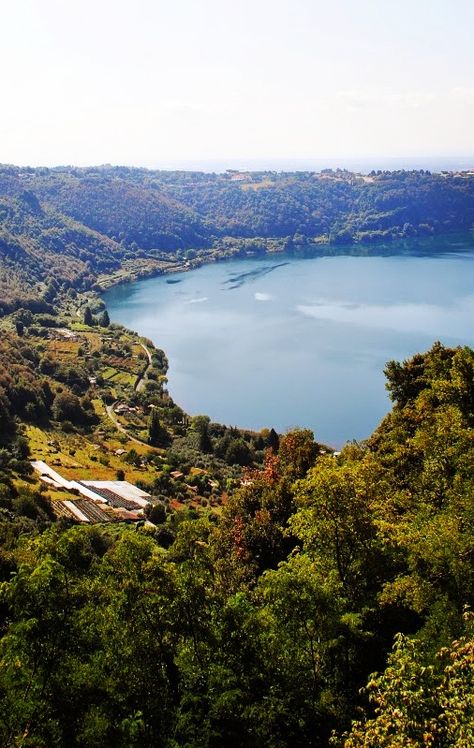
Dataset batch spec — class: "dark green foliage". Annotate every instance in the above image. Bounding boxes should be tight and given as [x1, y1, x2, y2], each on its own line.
[99, 309, 110, 327]
[125, 448, 141, 466]
[267, 427, 280, 452]
[52, 392, 82, 422]
[51, 392, 96, 426]
[145, 502, 167, 524]
[1, 165, 474, 312]
[224, 438, 252, 466]
[0, 309, 474, 745]
[0, 331, 53, 428]
[340, 615, 474, 747]
[35, 313, 59, 328]
[192, 415, 213, 453]
[148, 408, 168, 446]
[83, 305, 94, 326]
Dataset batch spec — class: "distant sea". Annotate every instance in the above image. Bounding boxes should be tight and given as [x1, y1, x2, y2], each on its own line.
[149, 156, 474, 174]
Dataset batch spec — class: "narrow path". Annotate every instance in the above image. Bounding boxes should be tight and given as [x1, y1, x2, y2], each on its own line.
[101, 341, 156, 446]
[135, 343, 153, 392]
[105, 402, 150, 447]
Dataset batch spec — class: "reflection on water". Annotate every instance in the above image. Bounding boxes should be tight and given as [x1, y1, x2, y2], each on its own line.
[296, 295, 474, 338]
[104, 237, 474, 446]
[224, 262, 290, 289]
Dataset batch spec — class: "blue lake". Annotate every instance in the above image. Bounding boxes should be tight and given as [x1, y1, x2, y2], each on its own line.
[104, 240, 474, 446]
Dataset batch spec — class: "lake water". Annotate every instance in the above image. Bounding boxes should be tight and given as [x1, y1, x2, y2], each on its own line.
[104, 239, 474, 446]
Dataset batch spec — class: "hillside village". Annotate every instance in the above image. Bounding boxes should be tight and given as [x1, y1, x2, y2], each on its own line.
[0, 292, 279, 534]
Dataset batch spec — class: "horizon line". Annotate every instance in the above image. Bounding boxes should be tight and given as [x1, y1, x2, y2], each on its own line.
[2, 154, 474, 175]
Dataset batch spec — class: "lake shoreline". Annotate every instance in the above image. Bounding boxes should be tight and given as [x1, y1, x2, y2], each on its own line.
[98, 229, 474, 293]
[103, 241, 474, 446]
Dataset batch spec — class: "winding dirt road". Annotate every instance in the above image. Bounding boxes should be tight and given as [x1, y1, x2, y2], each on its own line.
[135, 343, 153, 392]
[103, 343, 155, 447]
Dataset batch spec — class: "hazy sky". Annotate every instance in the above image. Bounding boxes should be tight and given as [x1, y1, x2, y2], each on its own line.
[2, 0, 474, 168]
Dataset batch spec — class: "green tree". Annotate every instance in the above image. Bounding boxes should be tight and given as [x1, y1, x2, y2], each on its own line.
[0, 528, 184, 746]
[340, 616, 474, 748]
[99, 309, 110, 327]
[145, 502, 166, 524]
[254, 553, 358, 744]
[267, 427, 280, 452]
[224, 438, 252, 466]
[52, 391, 86, 424]
[192, 415, 212, 453]
[83, 305, 94, 326]
[291, 455, 390, 603]
[278, 428, 319, 479]
[148, 408, 167, 446]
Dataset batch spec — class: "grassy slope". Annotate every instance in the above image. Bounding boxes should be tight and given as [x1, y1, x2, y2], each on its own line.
[1, 306, 252, 521]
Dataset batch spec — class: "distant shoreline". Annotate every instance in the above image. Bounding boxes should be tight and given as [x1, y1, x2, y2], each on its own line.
[98, 228, 474, 294]
[6, 157, 474, 174]
[103, 238, 474, 447]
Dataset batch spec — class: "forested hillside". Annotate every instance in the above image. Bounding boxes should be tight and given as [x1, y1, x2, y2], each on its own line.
[0, 190, 121, 312]
[1, 165, 474, 311]
[0, 164, 474, 745]
[0, 329, 473, 745]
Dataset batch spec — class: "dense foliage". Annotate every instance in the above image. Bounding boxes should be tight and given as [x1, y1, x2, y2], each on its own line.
[0, 331, 54, 434]
[0, 342, 473, 746]
[1, 162, 474, 743]
[1, 165, 474, 310]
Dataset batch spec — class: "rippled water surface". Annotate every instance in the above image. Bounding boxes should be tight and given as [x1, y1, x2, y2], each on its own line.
[104, 240, 474, 446]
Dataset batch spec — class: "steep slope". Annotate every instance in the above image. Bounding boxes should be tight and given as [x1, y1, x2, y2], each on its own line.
[0, 191, 122, 310]
[0, 166, 210, 251]
[1, 164, 474, 311]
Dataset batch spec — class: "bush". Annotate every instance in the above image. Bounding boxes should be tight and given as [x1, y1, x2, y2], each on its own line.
[145, 503, 167, 525]
[52, 392, 87, 424]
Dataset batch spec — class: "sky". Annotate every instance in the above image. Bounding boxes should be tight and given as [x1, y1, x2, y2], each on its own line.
[1, 0, 474, 169]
